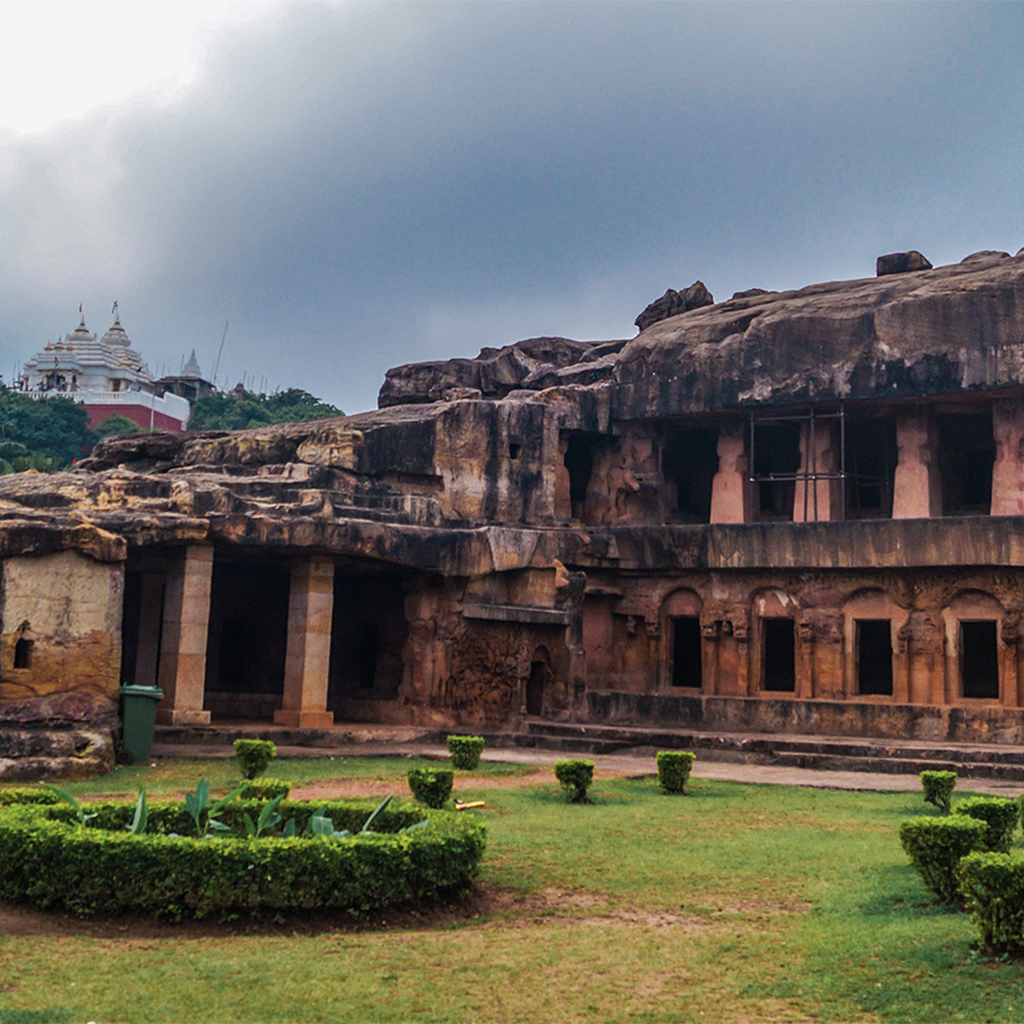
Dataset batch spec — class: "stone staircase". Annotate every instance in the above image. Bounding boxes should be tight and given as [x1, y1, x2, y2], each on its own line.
[511, 719, 1024, 782]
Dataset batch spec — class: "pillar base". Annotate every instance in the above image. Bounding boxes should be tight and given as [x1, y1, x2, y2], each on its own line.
[273, 709, 335, 728]
[156, 708, 211, 726]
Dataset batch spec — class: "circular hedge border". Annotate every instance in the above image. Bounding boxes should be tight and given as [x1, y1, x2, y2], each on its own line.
[0, 798, 486, 920]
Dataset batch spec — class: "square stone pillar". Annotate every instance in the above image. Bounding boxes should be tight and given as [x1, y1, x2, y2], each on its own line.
[893, 410, 941, 519]
[991, 401, 1024, 516]
[156, 546, 213, 725]
[710, 426, 750, 524]
[274, 557, 335, 728]
[793, 420, 839, 522]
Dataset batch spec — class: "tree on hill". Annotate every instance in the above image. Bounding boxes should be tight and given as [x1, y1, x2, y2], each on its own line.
[93, 414, 146, 440]
[187, 388, 343, 431]
[0, 386, 94, 468]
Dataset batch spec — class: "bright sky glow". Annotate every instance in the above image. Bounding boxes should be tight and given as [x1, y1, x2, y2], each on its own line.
[0, 1, 261, 134]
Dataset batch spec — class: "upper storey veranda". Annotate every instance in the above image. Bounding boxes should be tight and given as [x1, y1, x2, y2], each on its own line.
[0, 249, 1023, 552]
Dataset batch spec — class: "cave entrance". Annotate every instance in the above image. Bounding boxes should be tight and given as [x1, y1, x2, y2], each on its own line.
[762, 618, 796, 692]
[563, 431, 607, 520]
[845, 418, 897, 519]
[938, 412, 995, 515]
[525, 647, 552, 716]
[856, 619, 893, 696]
[670, 617, 703, 688]
[663, 427, 717, 523]
[327, 570, 410, 717]
[960, 620, 999, 699]
[204, 560, 290, 721]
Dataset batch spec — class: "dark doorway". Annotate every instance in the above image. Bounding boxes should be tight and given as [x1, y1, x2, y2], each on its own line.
[563, 432, 607, 520]
[856, 619, 893, 695]
[671, 616, 703, 688]
[328, 573, 409, 712]
[961, 620, 1000, 698]
[845, 418, 897, 519]
[752, 424, 801, 520]
[938, 412, 995, 515]
[205, 561, 290, 720]
[525, 657, 549, 716]
[663, 428, 718, 523]
[762, 618, 796, 691]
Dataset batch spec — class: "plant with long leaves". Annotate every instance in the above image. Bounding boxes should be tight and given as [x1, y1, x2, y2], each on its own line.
[184, 777, 245, 838]
[308, 795, 426, 839]
[41, 783, 97, 827]
[243, 794, 290, 839]
[129, 787, 148, 835]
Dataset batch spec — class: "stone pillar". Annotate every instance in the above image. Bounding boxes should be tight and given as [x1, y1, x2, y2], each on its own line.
[1001, 618, 1020, 708]
[274, 557, 335, 728]
[710, 425, 750, 524]
[156, 546, 213, 726]
[795, 620, 815, 699]
[991, 401, 1024, 516]
[893, 411, 941, 519]
[793, 421, 839, 522]
[133, 573, 165, 688]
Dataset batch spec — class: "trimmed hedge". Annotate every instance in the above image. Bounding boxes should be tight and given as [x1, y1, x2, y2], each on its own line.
[240, 778, 291, 801]
[920, 770, 957, 813]
[0, 788, 59, 806]
[953, 796, 1019, 853]
[233, 739, 277, 780]
[899, 814, 986, 903]
[656, 751, 696, 794]
[0, 799, 485, 920]
[408, 768, 454, 809]
[554, 760, 594, 803]
[959, 851, 1024, 954]
[447, 736, 485, 771]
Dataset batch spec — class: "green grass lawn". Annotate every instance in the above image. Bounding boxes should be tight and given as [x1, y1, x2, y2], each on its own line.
[1, 761, 1023, 1023]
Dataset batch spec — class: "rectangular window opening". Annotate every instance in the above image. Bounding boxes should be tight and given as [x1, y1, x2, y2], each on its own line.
[856, 619, 893, 696]
[762, 618, 796, 692]
[671, 617, 702, 688]
[961, 620, 999, 699]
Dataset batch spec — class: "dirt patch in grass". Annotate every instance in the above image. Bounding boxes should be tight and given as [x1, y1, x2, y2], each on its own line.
[0, 876, 760, 944]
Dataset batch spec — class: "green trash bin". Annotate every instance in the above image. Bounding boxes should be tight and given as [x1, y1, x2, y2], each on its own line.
[118, 685, 164, 764]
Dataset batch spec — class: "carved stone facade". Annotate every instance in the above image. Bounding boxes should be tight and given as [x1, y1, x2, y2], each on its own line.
[5, 252, 1024, 775]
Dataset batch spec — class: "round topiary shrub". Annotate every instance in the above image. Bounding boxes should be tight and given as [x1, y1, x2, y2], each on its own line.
[953, 796, 1019, 853]
[554, 759, 594, 803]
[656, 751, 696, 794]
[408, 768, 454, 808]
[233, 739, 277, 780]
[899, 814, 987, 903]
[920, 770, 957, 812]
[447, 735, 485, 771]
[0, 798, 485, 920]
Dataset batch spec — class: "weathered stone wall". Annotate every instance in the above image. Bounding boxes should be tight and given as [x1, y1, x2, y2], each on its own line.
[0, 550, 123, 778]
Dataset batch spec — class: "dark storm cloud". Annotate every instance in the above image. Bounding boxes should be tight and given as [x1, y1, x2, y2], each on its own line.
[1, 2, 1023, 413]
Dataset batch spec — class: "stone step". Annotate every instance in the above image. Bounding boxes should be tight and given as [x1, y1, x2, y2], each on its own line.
[519, 719, 1024, 775]
[769, 749, 1024, 783]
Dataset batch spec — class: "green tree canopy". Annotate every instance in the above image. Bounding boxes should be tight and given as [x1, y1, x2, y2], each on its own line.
[188, 388, 343, 432]
[0, 386, 94, 467]
[93, 414, 146, 440]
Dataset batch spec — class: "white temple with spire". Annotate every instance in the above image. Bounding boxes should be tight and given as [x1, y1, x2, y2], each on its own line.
[18, 306, 192, 431]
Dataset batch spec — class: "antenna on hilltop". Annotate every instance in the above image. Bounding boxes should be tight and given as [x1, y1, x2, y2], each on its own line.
[212, 320, 229, 388]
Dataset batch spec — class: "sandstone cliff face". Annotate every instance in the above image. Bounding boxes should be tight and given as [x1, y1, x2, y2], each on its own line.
[378, 254, 1024, 424]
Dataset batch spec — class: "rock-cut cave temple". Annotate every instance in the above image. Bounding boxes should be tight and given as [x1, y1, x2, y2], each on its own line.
[4, 249, 1024, 776]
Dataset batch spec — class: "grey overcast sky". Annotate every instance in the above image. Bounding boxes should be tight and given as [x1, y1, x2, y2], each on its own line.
[1, 1, 1023, 415]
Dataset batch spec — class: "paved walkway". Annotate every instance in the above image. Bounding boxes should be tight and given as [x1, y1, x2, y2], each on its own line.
[151, 738, 1024, 797]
